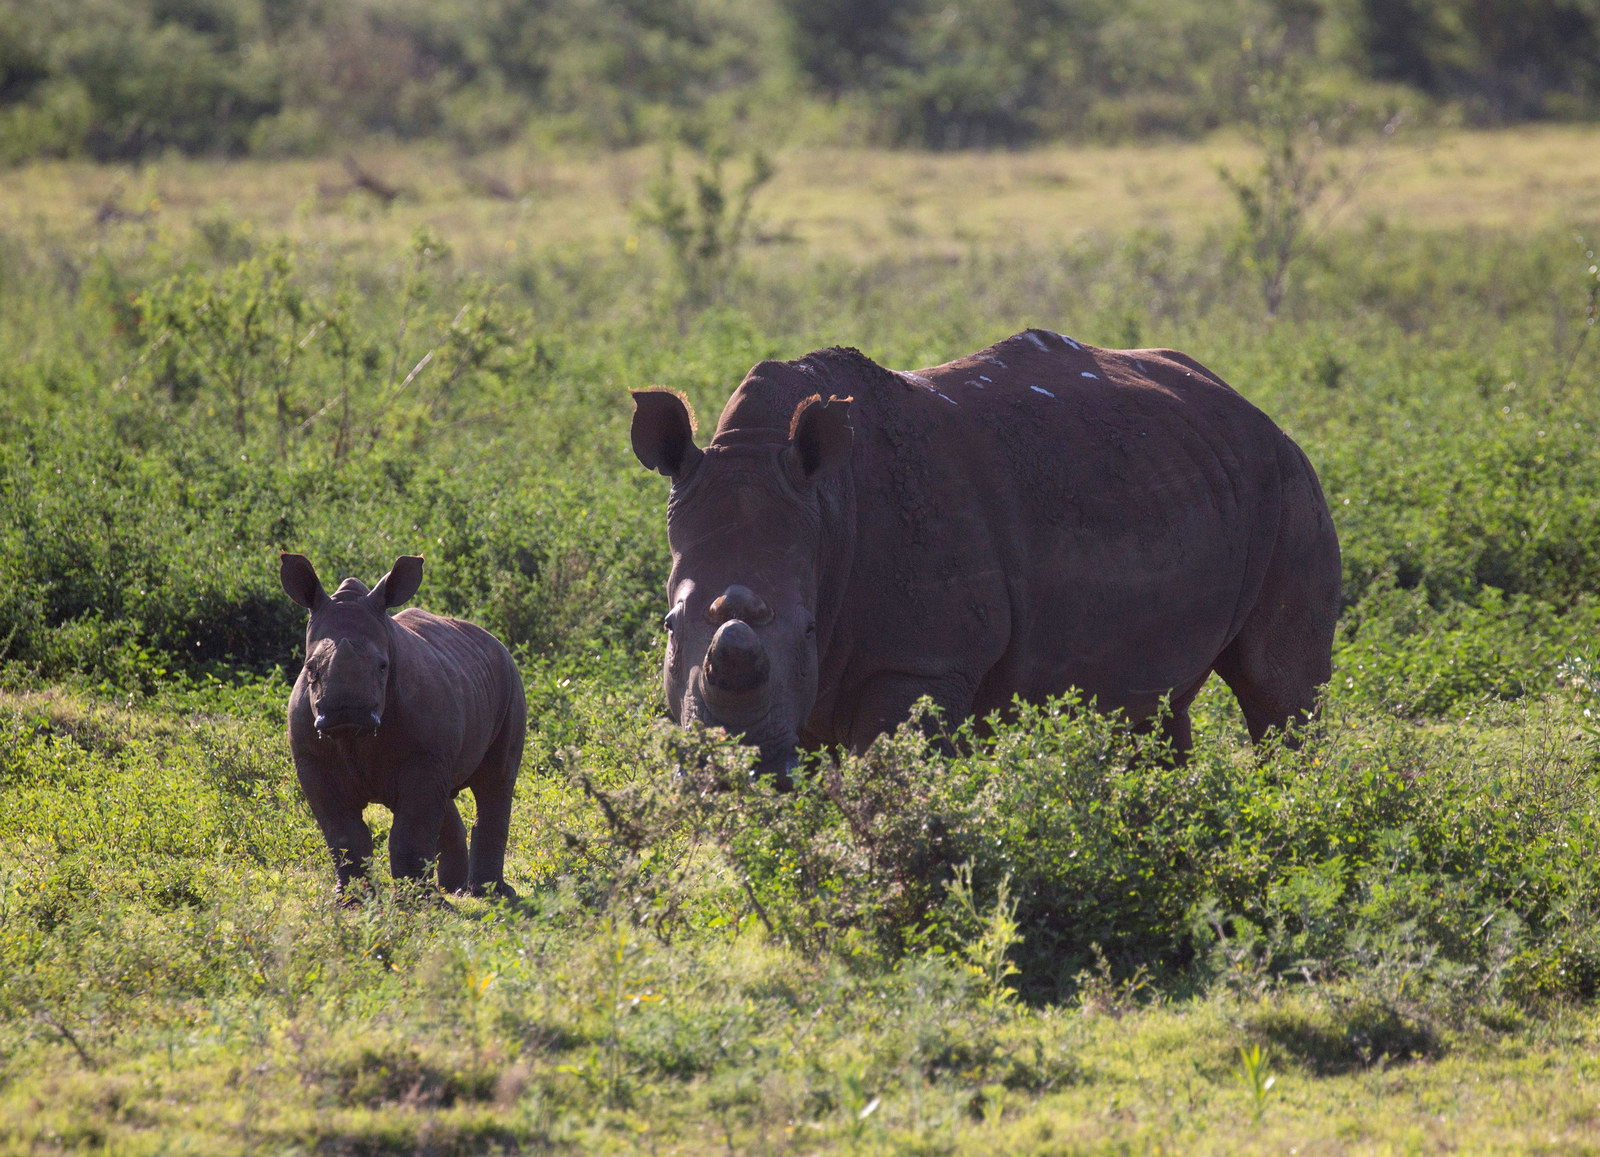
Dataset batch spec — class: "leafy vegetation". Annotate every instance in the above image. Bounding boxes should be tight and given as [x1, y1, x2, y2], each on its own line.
[0, 126, 1598, 1150]
[0, 0, 1597, 161]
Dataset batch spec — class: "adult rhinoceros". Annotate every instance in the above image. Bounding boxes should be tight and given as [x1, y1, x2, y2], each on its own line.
[630, 329, 1340, 776]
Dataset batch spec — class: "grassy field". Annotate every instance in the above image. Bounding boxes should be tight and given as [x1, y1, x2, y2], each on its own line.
[2, 126, 1600, 1153]
[3, 125, 1599, 265]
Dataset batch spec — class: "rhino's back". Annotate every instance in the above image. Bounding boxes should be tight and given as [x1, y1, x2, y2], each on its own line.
[390, 609, 524, 754]
[816, 331, 1307, 716]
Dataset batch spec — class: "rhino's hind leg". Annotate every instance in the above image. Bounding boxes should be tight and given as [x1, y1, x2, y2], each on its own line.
[1127, 671, 1208, 763]
[1213, 456, 1340, 747]
[1213, 626, 1329, 746]
[466, 706, 525, 899]
[437, 801, 469, 894]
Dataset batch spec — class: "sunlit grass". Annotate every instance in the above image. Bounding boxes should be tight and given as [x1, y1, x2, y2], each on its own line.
[1, 684, 1598, 1153]
[2, 125, 1597, 271]
[3, 123, 1600, 1152]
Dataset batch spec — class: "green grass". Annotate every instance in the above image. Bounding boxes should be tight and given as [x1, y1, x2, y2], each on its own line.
[1, 135, 1599, 1151]
[1, 685, 1598, 1153]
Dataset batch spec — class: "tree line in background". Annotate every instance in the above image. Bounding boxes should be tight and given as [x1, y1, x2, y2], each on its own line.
[0, 0, 1595, 161]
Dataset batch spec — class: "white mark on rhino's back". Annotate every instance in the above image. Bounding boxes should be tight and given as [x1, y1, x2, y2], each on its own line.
[1030, 386, 1056, 398]
[1024, 331, 1049, 351]
[1057, 333, 1082, 349]
[1081, 372, 1099, 379]
[936, 392, 958, 406]
[898, 370, 935, 389]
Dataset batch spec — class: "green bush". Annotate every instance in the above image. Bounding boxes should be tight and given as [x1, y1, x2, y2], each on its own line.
[1345, 0, 1600, 121]
[567, 690, 1600, 1011]
[2, 0, 1597, 162]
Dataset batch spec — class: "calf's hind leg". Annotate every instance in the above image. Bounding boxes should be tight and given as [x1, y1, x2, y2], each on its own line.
[466, 709, 524, 899]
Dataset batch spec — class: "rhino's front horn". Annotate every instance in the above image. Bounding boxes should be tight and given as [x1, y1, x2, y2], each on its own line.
[704, 620, 771, 695]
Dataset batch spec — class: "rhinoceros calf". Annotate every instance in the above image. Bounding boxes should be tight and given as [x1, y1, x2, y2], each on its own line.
[280, 553, 525, 898]
[631, 329, 1341, 775]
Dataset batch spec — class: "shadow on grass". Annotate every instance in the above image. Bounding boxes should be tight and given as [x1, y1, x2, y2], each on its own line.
[1249, 999, 1441, 1076]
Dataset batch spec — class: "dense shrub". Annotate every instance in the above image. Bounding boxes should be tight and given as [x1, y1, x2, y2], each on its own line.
[1345, 0, 1600, 121]
[0, 0, 780, 160]
[1, 0, 1597, 160]
[569, 695, 1600, 1006]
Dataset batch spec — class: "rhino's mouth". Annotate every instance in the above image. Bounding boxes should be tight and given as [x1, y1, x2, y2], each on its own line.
[685, 686, 799, 785]
[315, 711, 383, 739]
[751, 742, 801, 791]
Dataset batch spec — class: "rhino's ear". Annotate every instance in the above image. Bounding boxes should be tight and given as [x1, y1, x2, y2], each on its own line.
[786, 394, 854, 485]
[631, 389, 703, 479]
[372, 555, 424, 610]
[280, 552, 327, 611]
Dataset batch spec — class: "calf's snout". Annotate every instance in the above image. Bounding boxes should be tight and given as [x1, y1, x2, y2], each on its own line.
[314, 709, 383, 738]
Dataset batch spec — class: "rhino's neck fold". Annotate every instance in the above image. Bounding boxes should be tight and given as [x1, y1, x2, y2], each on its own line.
[806, 464, 857, 742]
[380, 611, 403, 713]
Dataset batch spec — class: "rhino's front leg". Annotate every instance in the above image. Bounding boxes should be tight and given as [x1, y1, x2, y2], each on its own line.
[324, 813, 374, 896]
[844, 671, 976, 756]
[296, 764, 375, 896]
[437, 800, 469, 894]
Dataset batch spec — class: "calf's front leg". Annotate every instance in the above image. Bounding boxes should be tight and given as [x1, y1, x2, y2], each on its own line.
[437, 800, 469, 894]
[296, 765, 374, 897]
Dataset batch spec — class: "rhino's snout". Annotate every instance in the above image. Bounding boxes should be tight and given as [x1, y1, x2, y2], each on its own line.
[704, 620, 770, 695]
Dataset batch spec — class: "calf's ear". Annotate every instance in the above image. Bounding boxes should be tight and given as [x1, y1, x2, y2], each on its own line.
[280, 552, 327, 610]
[786, 394, 854, 485]
[372, 555, 425, 610]
[631, 390, 703, 479]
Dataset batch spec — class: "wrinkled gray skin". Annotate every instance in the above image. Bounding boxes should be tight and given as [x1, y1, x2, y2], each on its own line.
[635, 388, 846, 782]
[281, 553, 525, 898]
[631, 330, 1341, 778]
